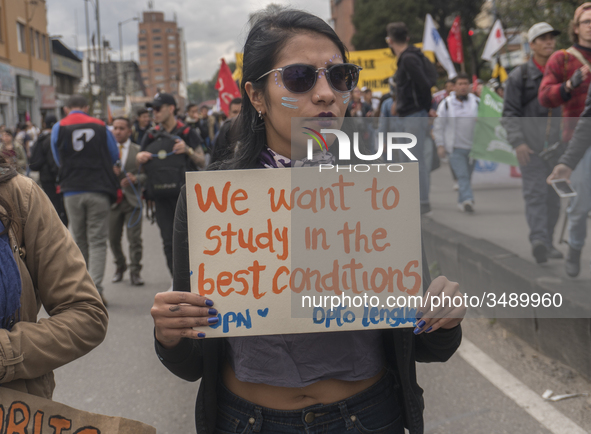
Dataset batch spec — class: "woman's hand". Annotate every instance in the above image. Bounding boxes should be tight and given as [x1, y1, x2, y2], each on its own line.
[136, 151, 153, 165]
[414, 276, 466, 335]
[151, 292, 219, 349]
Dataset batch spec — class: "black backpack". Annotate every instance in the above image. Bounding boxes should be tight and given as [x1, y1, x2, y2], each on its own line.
[417, 51, 438, 88]
[143, 131, 187, 200]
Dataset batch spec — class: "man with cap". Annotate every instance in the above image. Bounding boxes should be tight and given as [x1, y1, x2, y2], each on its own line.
[539, 3, 591, 276]
[503, 23, 563, 264]
[136, 93, 205, 277]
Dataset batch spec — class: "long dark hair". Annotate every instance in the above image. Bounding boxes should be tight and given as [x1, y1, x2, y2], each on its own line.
[211, 9, 348, 170]
[0, 156, 18, 236]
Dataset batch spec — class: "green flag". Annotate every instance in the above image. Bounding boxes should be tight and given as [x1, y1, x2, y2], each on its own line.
[471, 86, 518, 166]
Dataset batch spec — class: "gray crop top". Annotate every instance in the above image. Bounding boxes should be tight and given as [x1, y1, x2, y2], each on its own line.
[226, 330, 386, 388]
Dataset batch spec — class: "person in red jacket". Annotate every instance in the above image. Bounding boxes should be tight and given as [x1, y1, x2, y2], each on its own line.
[538, 2, 591, 277]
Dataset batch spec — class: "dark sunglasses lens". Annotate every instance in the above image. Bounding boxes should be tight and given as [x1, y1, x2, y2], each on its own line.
[282, 65, 317, 93]
[329, 64, 359, 92]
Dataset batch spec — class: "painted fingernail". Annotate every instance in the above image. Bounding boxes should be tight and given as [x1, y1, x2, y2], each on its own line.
[205, 299, 214, 307]
[207, 317, 219, 324]
[208, 308, 218, 315]
[416, 311, 424, 320]
[413, 327, 421, 335]
[425, 327, 433, 333]
[417, 320, 426, 329]
[198, 332, 206, 338]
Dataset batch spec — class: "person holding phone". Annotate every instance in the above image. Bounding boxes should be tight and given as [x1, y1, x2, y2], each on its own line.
[150, 9, 465, 434]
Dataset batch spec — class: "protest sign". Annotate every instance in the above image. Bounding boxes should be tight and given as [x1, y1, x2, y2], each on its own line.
[471, 86, 519, 166]
[0, 388, 156, 434]
[186, 166, 423, 337]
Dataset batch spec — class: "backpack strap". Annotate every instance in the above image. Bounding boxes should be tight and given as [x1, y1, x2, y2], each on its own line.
[566, 46, 591, 70]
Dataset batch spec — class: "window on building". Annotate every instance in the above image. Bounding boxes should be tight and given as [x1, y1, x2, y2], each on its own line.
[153, 36, 161, 41]
[169, 52, 176, 57]
[170, 82, 177, 89]
[155, 75, 164, 81]
[153, 44, 162, 49]
[154, 59, 163, 65]
[35, 31, 40, 58]
[168, 43, 175, 49]
[139, 37, 146, 42]
[170, 59, 176, 64]
[140, 60, 148, 65]
[30, 28, 35, 55]
[170, 67, 177, 72]
[152, 28, 161, 33]
[140, 53, 147, 57]
[155, 67, 162, 72]
[17, 22, 26, 53]
[41, 34, 47, 60]
[154, 52, 162, 56]
[140, 29, 147, 34]
[168, 35, 175, 40]
[166, 28, 173, 33]
[139, 45, 146, 50]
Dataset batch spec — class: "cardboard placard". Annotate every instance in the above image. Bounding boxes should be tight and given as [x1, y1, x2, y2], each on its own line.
[187, 166, 422, 337]
[0, 388, 156, 433]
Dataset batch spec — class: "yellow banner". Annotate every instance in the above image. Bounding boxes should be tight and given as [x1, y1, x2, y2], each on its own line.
[231, 44, 434, 95]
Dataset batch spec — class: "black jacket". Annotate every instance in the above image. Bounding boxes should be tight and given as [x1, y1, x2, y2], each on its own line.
[501, 59, 562, 154]
[29, 131, 59, 185]
[559, 82, 591, 169]
[394, 46, 433, 117]
[155, 184, 462, 434]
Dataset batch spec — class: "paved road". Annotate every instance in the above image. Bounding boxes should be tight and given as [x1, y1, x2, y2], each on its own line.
[48, 205, 590, 433]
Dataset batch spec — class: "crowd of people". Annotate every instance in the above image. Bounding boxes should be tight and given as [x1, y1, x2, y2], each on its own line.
[1, 4, 590, 434]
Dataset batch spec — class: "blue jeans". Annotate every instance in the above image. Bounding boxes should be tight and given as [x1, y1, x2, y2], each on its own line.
[215, 370, 404, 434]
[567, 147, 591, 251]
[401, 110, 430, 205]
[448, 148, 475, 203]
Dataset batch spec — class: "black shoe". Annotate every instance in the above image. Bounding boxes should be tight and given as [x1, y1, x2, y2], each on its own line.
[565, 245, 582, 277]
[547, 246, 564, 260]
[532, 240, 547, 264]
[130, 271, 145, 286]
[112, 265, 126, 283]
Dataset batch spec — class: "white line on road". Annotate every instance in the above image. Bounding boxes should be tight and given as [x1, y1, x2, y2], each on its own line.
[458, 338, 588, 434]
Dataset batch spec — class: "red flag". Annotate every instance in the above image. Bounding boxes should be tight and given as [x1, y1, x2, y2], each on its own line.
[215, 59, 241, 116]
[447, 16, 464, 64]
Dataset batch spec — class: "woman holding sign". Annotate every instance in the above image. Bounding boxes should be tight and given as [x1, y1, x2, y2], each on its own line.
[151, 9, 465, 434]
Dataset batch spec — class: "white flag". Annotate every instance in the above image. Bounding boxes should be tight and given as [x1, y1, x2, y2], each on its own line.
[481, 19, 507, 61]
[422, 14, 457, 80]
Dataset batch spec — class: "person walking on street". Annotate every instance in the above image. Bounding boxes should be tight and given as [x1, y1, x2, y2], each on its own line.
[131, 108, 152, 145]
[433, 73, 480, 213]
[539, 3, 591, 276]
[503, 23, 563, 264]
[28, 114, 68, 226]
[136, 93, 205, 276]
[51, 94, 119, 305]
[110, 117, 145, 286]
[1, 129, 27, 175]
[386, 22, 436, 215]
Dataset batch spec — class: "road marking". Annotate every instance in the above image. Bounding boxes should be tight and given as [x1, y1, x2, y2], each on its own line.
[458, 338, 588, 434]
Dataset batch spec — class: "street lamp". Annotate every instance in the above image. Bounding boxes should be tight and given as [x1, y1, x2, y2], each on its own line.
[118, 17, 139, 62]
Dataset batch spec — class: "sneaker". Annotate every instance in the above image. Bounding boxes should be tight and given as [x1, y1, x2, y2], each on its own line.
[547, 246, 564, 260]
[565, 245, 582, 277]
[458, 200, 474, 213]
[532, 240, 547, 264]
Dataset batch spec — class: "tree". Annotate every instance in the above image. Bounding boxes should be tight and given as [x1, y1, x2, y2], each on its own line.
[187, 61, 237, 105]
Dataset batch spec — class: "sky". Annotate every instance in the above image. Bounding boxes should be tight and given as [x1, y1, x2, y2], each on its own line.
[46, 0, 331, 83]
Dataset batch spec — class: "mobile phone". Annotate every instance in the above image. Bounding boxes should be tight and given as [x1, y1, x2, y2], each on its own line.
[551, 179, 577, 198]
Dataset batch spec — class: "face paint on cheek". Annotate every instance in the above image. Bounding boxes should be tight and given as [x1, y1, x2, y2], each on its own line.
[281, 97, 299, 110]
[342, 92, 351, 105]
[274, 72, 282, 88]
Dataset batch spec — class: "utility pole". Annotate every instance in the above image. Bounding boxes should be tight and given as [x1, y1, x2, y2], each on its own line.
[96, 0, 107, 118]
[84, 0, 93, 112]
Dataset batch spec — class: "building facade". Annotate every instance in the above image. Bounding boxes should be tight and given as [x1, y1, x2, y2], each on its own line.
[330, 0, 356, 52]
[0, 0, 52, 128]
[138, 10, 185, 105]
[51, 38, 82, 118]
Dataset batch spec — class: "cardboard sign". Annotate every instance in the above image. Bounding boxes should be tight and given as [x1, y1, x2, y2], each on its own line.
[0, 388, 156, 433]
[187, 166, 422, 337]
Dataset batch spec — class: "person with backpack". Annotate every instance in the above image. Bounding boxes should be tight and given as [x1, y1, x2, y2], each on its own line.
[433, 73, 480, 213]
[136, 93, 205, 277]
[503, 22, 563, 264]
[386, 22, 437, 215]
[538, 3, 591, 276]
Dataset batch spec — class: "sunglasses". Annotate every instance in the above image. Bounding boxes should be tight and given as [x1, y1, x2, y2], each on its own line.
[256, 63, 362, 94]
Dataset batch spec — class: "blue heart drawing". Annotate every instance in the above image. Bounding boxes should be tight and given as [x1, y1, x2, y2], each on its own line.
[257, 308, 269, 318]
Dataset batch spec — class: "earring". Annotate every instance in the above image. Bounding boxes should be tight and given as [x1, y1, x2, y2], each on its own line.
[258, 110, 263, 119]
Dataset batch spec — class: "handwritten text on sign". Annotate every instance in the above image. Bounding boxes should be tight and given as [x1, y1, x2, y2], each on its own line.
[186, 167, 422, 337]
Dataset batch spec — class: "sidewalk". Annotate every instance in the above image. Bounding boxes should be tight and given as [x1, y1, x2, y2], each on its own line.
[426, 161, 591, 283]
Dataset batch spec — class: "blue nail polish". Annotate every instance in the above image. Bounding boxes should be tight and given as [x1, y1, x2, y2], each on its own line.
[208, 308, 218, 315]
[413, 327, 421, 335]
[425, 327, 433, 333]
[198, 332, 206, 338]
[417, 320, 426, 329]
[416, 311, 423, 320]
[205, 299, 214, 307]
[208, 317, 219, 324]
